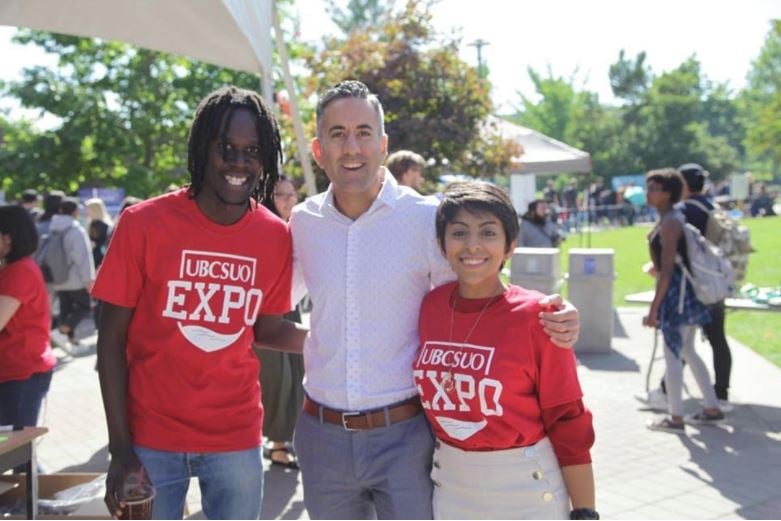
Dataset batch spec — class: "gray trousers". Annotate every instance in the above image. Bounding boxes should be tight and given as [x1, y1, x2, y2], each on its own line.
[294, 410, 435, 519]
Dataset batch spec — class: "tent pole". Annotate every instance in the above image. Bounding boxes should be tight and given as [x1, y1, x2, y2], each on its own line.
[272, 1, 318, 197]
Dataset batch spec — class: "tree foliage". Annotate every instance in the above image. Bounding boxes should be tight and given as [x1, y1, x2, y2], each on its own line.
[742, 20, 781, 171]
[306, 0, 506, 184]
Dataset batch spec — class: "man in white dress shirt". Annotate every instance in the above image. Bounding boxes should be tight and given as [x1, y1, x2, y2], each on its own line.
[289, 80, 580, 519]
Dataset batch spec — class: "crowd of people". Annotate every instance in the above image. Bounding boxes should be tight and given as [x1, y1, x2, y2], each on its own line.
[1, 78, 767, 520]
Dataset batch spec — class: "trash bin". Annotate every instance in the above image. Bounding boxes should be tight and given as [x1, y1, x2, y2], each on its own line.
[568, 248, 614, 353]
[510, 247, 561, 295]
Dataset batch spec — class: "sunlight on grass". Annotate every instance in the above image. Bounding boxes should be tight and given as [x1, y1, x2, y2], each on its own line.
[553, 216, 781, 367]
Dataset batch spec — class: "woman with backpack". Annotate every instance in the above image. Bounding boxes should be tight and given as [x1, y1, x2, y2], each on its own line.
[642, 168, 724, 433]
[0, 205, 56, 431]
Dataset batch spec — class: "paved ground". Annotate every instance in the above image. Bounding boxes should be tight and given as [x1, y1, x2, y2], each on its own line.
[32, 306, 781, 519]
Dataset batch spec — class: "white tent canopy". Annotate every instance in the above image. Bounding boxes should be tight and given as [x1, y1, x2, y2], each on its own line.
[0, 0, 318, 195]
[0, 0, 273, 89]
[485, 115, 592, 174]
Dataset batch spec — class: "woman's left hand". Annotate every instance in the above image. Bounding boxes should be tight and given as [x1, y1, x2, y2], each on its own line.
[642, 311, 658, 328]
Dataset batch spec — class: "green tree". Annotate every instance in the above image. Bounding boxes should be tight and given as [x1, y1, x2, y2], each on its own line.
[305, 0, 496, 183]
[326, 0, 394, 35]
[742, 20, 781, 174]
[511, 66, 584, 142]
[609, 50, 651, 105]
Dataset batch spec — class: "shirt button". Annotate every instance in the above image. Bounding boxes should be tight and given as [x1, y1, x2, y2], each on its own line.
[532, 470, 544, 480]
[542, 492, 554, 502]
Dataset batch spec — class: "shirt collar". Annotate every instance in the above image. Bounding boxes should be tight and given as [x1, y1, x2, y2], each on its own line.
[318, 167, 400, 216]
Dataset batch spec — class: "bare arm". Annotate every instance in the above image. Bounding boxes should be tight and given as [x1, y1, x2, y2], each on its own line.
[96, 301, 149, 516]
[561, 463, 596, 510]
[644, 218, 681, 328]
[0, 295, 21, 332]
[538, 294, 580, 348]
[253, 313, 308, 354]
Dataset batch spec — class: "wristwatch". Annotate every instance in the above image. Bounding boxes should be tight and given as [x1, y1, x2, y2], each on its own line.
[570, 507, 600, 520]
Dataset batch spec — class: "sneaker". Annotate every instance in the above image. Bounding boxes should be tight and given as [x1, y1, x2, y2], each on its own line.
[49, 329, 74, 355]
[718, 400, 734, 413]
[685, 410, 726, 426]
[635, 387, 668, 411]
[647, 417, 685, 433]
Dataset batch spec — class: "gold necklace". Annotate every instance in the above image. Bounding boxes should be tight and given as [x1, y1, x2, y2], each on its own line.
[443, 288, 501, 393]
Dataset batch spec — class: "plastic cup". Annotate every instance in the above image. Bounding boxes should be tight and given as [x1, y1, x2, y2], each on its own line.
[118, 474, 155, 520]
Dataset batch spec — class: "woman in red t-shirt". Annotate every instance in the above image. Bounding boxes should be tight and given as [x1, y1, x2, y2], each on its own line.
[414, 182, 597, 520]
[0, 205, 56, 428]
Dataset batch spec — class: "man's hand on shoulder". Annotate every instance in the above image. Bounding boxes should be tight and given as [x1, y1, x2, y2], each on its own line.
[538, 294, 580, 349]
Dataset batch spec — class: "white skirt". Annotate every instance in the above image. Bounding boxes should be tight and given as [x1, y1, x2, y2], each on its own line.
[431, 437, 569, 520]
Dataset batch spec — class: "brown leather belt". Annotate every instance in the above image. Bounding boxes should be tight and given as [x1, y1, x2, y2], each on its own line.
[303, 396, 422, 431]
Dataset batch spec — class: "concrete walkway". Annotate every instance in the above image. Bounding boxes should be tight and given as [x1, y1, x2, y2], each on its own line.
[33, 307, 781, 519]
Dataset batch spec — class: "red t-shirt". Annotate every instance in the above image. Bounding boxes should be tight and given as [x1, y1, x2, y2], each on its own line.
[415, 282, 592, 462]
[92, 189, 292, 452]
[0, 256, 55, 382]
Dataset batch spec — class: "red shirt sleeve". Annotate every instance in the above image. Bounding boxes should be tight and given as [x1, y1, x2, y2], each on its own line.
[542, 399, 595, 466]
[0, 260, 36, 303]
[532, 320, 583, 409]
[257, 222, 293, 315]
[91, 210, 145, 308]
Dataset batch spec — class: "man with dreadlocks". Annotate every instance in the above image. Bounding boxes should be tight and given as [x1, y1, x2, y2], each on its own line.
[93, 86, 306, 519]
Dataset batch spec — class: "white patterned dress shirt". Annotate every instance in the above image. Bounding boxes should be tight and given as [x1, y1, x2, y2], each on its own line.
[290, 170, 455, 411]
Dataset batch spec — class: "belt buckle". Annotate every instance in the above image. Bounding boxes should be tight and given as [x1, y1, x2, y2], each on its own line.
[341, 411, 362, 431]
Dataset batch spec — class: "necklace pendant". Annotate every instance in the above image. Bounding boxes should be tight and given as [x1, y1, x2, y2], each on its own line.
[442, 373, 455, 393]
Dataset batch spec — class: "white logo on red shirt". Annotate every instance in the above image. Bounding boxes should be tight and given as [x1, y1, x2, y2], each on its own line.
[161, 250, 263, 352]
[414, 341, 504, 440]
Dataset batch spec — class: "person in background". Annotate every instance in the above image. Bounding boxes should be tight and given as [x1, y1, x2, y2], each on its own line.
[36, 190, 66, 239]
[85, 198, 114, 269]
[0, 206, 56, 434]
[416, 181, 596, 520]
[642, 168, 723, 433]
[638, 164, 734, 412]
[386, 149, 426, 192]
[519, 199, 563, 248]
[258, 174, 305, 470]
[49, 197, 95, 351]
[20, 189, 43, 221]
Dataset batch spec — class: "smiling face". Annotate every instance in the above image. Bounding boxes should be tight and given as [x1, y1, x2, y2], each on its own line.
[444, 209, 516, 299]
[312, 97, 388, 213]
[197, 107, 262, 222]
[273, 178, 298, 222]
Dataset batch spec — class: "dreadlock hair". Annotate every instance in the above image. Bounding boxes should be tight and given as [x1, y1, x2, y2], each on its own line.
[187, 85, 282, 206]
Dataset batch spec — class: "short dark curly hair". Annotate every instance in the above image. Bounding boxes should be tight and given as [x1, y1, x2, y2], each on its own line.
[0, 205, 39, 263]
[436, 181, 519, 256]
[187, 86, 282, 205]
[646, 168, 684, 203]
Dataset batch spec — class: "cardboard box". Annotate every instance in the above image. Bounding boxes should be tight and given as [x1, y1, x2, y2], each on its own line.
[0, 473, 110, 519]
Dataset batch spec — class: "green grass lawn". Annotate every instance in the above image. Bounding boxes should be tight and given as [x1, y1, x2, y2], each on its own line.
[555, 216, 781, 367]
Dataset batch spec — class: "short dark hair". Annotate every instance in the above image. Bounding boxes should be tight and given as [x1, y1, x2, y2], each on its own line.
[386, 150, 425, 181]
[315, 80, 385, 137]
[21, 189, 40, 204]
[436, 181, 519, 256]
[187, 85, 282, 206]
[40, 190, 65, 222]
[0, 205, 39, 263]
[646, 168, 684, 203]
[60, 197, 79, 215]
[678, 163, 707, 193]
